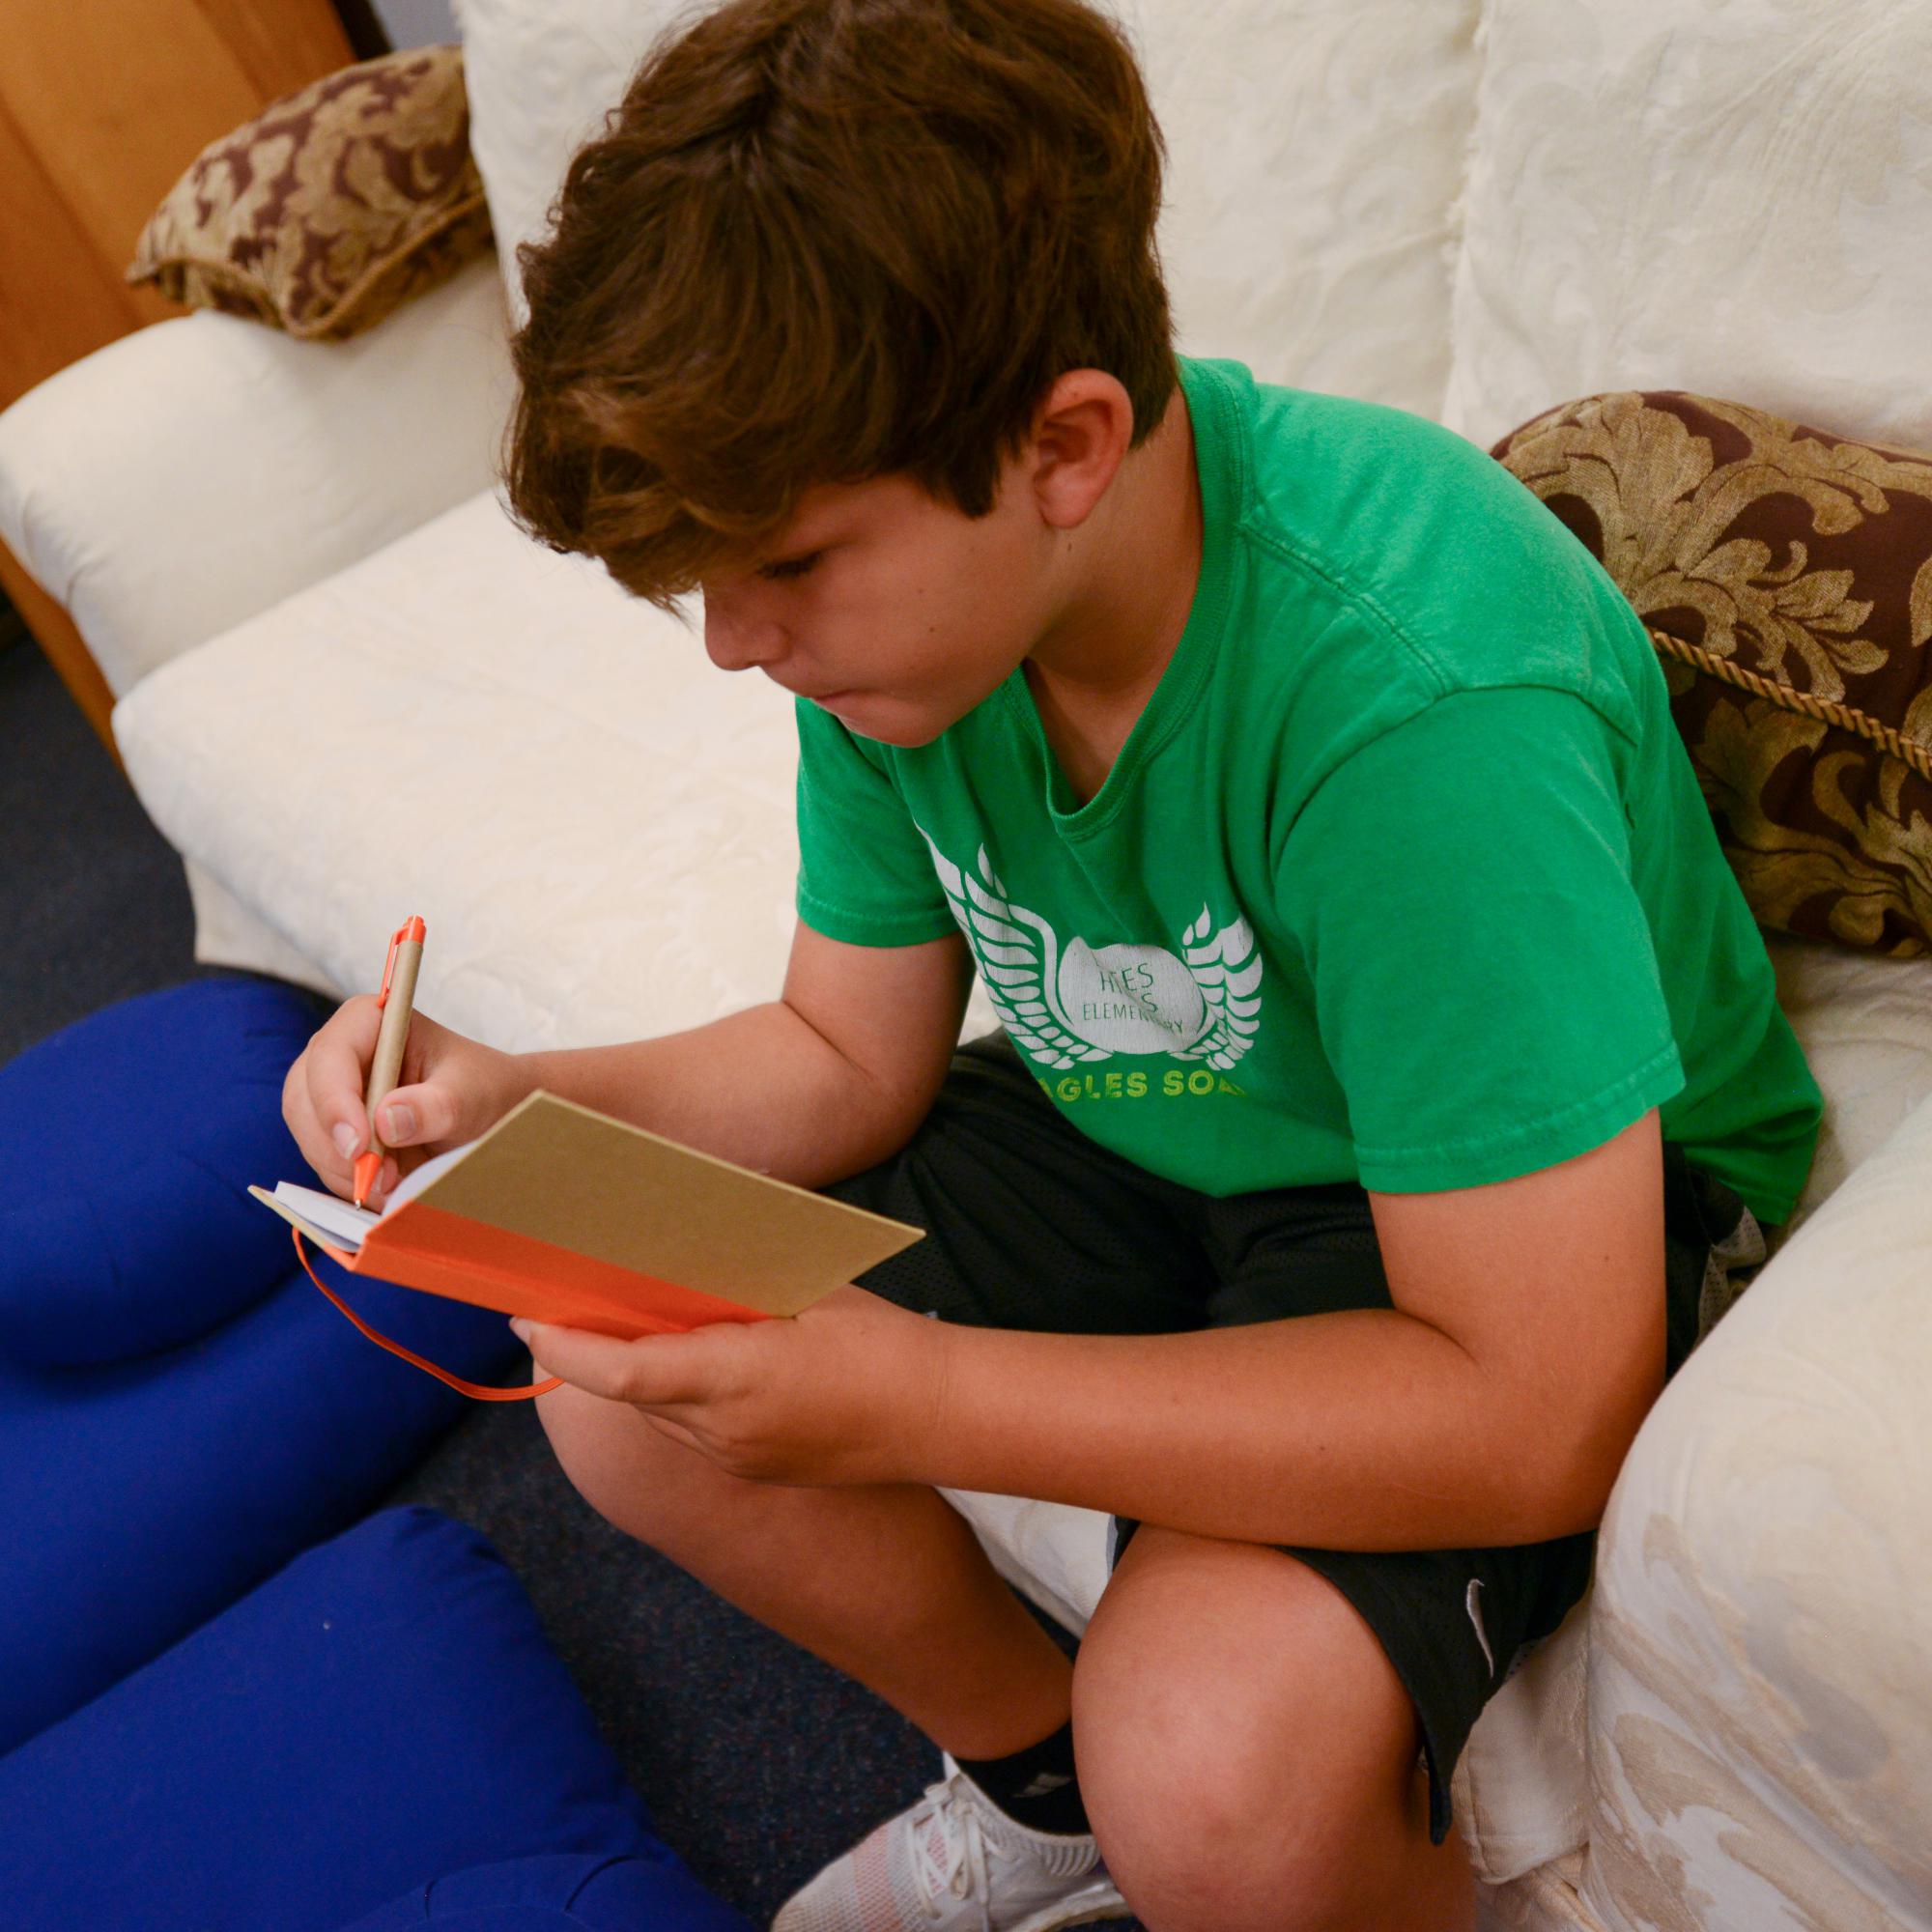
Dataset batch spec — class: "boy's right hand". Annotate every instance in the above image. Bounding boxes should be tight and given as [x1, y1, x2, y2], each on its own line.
[281, 998, 532, 1210]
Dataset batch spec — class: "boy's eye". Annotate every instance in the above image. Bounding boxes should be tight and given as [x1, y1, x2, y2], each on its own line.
[758, 550, 824, 582]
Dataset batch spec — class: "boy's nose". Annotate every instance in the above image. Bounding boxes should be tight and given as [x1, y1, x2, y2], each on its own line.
[701, 595, 787, 673]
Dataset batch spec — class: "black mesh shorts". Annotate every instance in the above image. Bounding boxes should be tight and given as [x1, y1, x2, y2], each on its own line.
[825, 1031, 1763, 1845]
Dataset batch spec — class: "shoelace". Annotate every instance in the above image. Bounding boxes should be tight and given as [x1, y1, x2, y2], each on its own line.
[908, 1768, 1000, 1929]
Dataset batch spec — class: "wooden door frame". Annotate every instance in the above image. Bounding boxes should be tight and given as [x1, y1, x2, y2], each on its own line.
[0, 542, 119, 765]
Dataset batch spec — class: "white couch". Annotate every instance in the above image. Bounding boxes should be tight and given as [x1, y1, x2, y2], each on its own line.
[5, 3, 1931, 1925]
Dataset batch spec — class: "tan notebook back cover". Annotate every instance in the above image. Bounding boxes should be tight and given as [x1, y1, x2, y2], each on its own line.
[402, 1090, 923, 1317]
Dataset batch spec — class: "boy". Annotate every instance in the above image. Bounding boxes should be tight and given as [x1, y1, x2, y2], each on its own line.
[283, 1, 1822, 1926]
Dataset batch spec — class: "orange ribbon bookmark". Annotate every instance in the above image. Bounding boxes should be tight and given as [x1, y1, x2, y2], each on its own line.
[292, 1228, 563, 1402]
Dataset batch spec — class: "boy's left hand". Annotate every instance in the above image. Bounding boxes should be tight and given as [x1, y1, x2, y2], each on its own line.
[509, 1286, 949, 1487]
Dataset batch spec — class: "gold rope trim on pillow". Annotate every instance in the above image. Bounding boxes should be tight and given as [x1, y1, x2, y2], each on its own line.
[1492, 390, 1932, 957]
[1646, 626, 1932, 782]
[127, 44, 492, 343]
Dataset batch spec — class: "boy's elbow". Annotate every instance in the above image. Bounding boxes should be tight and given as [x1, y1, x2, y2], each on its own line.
[1528, 1463, 1620, 1543]
[1523, 1370, 1663, 1541]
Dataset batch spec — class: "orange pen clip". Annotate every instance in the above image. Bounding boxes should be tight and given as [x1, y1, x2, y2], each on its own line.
[376, 915, 428, 1009]
[354, 915, 429, 1208]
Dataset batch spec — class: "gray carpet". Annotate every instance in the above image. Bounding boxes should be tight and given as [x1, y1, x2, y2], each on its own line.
[0, 616, 1102, 1927]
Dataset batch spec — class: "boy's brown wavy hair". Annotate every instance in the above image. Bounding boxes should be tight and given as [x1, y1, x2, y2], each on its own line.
[502, 0, 1174, 609]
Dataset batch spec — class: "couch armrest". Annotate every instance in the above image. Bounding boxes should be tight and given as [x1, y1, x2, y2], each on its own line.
[0, 256, 511, 697]
[1580, 1088, 1932, 1928]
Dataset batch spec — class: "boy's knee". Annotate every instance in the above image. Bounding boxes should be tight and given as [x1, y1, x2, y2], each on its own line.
[1070, 1540, 1426, 1931]
[1074, 1694, 1419, 1932]
[1073, 1689, 1335, 1931]
[532, 1381, 726, 1547]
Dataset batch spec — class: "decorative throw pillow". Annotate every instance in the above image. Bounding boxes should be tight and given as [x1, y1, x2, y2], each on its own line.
[126, 45, 492, 342]
[1492, 391, 1932, 956]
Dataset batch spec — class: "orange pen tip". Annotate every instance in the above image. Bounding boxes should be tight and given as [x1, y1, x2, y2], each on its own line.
[352, 1149, 382, 1208]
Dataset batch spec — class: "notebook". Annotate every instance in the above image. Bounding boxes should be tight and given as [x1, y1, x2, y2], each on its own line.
[250, 1088, 924, 1355]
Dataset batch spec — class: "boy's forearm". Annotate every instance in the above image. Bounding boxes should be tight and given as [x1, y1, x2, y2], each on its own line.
[904, 1310, 1618, 1551]
[517, 1001, 913, 1186]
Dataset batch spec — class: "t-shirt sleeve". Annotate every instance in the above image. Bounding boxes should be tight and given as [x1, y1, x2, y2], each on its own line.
[1276, 685, 1686, 1193]
[793, 697, 957, 947]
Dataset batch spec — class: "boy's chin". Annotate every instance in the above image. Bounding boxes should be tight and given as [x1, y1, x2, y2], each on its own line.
[825, 692, 955, 748]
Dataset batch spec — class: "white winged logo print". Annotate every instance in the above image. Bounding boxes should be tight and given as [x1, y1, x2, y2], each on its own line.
[921, 830, 1262, 1072]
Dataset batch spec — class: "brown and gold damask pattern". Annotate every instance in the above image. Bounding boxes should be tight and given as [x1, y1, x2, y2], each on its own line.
[1492, 392, 1932, 956]
[127, 45, 492, 343]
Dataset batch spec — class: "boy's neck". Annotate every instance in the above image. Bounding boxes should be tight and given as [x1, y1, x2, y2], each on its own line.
[1023, 384, 1205, 802]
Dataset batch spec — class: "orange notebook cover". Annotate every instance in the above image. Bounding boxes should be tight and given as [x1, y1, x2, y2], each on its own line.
[249, 1089, 924, 1401]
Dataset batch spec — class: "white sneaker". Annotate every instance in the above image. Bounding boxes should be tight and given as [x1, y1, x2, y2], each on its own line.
[771, 1752, 1129, 1932]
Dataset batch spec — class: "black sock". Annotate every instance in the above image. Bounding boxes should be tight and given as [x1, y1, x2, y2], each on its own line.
[953, 1718, 1090, 1836]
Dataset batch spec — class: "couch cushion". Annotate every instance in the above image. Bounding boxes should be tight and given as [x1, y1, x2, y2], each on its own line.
[1122, 0, 1477, 412]
[0, 255, 511, 696]
[454, 0, 680, 327]
[0, 1506, 750, 1932]
[0, 975, 329, 1367]
[457, 0, 1478, 415]
[1764, 937, 1932, 1226]
[1442, 0, 1932, 455]
[113, 488, 1001, 1057]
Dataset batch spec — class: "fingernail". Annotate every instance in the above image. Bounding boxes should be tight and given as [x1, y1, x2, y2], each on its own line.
[383, 1102, 416, 1141]
[332, 1123, 359, 1160]
[508, 1318, 531, 1341]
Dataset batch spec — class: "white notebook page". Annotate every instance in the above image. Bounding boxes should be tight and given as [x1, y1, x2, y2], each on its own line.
[269, 1139, 476, 1250]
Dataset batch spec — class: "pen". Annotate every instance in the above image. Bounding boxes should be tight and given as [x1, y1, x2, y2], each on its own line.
[354, 916, 427, 1208]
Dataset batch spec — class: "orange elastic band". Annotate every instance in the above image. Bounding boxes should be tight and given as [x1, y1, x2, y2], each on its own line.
[292, 1226, 562, 1402]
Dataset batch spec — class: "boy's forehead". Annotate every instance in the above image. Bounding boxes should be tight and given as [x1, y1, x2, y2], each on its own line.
[702, 478, 895, 582]
[781, 478, 869, 535]
[767, 473, 939, 547]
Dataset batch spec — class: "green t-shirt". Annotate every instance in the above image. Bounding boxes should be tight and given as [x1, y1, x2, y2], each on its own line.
[794, 355, 1823, 1227]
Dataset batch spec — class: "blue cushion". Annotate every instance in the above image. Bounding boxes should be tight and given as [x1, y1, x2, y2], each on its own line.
[336, 1852, 751, 1931]
[0, 1241, 525, 1755]
[0, 1507, 752, 1932]
[0, 976, 330, 1366]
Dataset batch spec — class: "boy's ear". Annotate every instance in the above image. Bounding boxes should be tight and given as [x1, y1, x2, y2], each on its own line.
[1024, 369, 1135, 532]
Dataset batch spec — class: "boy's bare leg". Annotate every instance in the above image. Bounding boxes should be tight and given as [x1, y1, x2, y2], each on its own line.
[541, 1386, 1477, 1932]
[535, 1380, 1074, 1759]
[1073, 1524, 1478, 1932]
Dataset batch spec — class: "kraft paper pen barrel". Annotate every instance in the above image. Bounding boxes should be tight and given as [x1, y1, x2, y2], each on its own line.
[354, 916, 427, 1208]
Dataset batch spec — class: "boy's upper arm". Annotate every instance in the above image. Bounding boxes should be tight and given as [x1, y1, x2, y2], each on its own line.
[794, 697, 956, 948]
[1279, 685, 1685, 1194]
[781, 917, 975, 1136]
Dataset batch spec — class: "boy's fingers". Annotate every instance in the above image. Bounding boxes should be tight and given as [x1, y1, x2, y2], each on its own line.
[514, 1321, 703, 1407]
[313, 1050, 368, 1151]
[308, 998, 382, 1157]
[374, 1083, 453, 1147]
[326, 1085, 432, 1158]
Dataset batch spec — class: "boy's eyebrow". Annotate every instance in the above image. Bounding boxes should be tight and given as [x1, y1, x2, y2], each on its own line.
[752, 508, 856, 566]
[757, 536, 826, 565]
